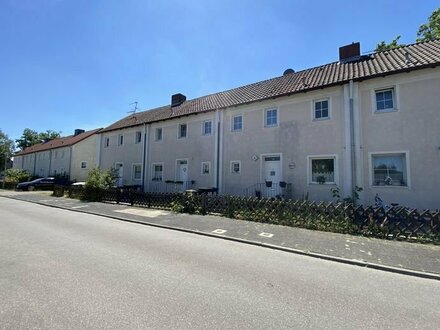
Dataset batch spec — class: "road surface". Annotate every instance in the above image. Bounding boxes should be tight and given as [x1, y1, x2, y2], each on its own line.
[0, 197, 439, 329]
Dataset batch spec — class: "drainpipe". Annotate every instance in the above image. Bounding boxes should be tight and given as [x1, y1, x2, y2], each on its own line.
[33, 152, 37, 176]
[48, 150, 52, 177]
[349, 80, 356, 196]
[141, 123, 149, 191]
[68, 146, 73, 180]
[214, 109, 223, 193]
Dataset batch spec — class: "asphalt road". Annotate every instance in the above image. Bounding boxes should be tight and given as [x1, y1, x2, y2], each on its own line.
[1, 198, 439, 329]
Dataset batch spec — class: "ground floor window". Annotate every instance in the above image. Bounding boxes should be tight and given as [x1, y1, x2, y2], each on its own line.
[132, 164, 142, 180]
[309, 156, 336, 184]
[231, 161, 241, 174]
[372, 153, 407, 186]
[201, 162, 210, 175]
[152, 164, 163, 181]
[81, 161, 87, 169]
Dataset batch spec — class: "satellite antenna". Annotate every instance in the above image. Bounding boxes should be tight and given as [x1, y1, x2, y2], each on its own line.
[128, 101, 138, 115]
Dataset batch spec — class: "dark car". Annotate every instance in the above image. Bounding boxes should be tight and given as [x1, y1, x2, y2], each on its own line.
[16, 178, 55, 191]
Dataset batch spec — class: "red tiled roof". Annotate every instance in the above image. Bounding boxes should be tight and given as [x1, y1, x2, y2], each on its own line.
[100, 39, 440, 132]
[15, 128, 102, 156]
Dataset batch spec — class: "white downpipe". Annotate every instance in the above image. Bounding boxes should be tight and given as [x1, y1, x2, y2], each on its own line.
[349, 80, 357, 197]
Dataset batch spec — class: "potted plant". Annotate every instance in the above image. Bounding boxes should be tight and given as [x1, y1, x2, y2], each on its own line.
[316, 176, 326, 184]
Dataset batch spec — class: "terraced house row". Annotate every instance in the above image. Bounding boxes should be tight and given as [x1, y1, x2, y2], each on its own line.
[14, 40, 440, 209]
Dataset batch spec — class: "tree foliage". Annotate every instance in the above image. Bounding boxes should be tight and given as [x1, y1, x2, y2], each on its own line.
[417, 8, 440, 42]
[85, 167, 119, 189]
[375, 8, 440, 52]
[15, 128, 61, 151]
[375, 35, 404, 52]
[0, 129, 14, 171]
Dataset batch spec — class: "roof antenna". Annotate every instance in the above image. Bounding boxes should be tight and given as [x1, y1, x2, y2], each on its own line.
[128, 101, 138, 115]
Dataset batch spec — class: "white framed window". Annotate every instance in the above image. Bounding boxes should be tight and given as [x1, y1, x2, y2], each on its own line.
[375, 88, 395, 112]
[118, 134, 124, 146]
[152, 163, 163, 181]
[135, 131, 142, 144]
[54, 151, 58, 159]
[105, 137, 110, 148]
[202, 120, 212, 136]
[370, 152, 408, 187]
[264, 108, 278, 127]
[231, 115, 243, 132]
[313, 99, 330, 120]
[178, 123, 187, 139]
[231, 161, 241, 174]
[61, 150, 65, 158]
[308, 155, 337, 184]
[80, 161, 87, 169]
[155, 128, 162, 141]
[201, 161, 211, 175]
[132, 164, 142, 180]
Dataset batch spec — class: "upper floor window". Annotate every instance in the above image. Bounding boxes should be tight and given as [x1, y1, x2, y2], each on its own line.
[375, 88, 394, 111]
[118, 134, 124, 146]
[155, 128, 162, 141]
[135, 131, 142, 144]
[81, 161, 87, 169]
[202, 120, 212, 136]
[232, 115, 243, 132]
[265, 108, 278, 127]
[178, 124, 187, 139]
[105, 137, 110, 148]
[314, 99, 329, 120]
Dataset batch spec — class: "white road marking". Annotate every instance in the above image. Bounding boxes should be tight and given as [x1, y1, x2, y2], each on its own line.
[71, 205, 89, 209]
[114, 208, 170, 218]
[259, 232, 274, 238]
[212, 229, 227, 234]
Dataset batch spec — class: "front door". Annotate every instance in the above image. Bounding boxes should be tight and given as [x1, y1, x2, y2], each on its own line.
[177, 160, 188, 190]
[263, 156, 281, 197]
[115, 163, 123, 187]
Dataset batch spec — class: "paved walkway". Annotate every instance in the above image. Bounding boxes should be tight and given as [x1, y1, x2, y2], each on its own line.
[1, 190, 439, 279]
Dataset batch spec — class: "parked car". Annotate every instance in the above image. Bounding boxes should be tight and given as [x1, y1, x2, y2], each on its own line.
[16, 178, 55, 191]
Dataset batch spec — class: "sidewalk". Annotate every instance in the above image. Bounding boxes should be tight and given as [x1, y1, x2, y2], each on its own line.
[1, 190, 439, 280]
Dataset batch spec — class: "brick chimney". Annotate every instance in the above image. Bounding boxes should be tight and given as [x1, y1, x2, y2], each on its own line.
[339, 42, 361, 63]
[171, 93, 186, 107]
[74, 129, 85, 136]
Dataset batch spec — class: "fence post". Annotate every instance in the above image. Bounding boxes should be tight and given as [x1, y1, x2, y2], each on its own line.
[116, 189, 120, 204]
[200, 194, 207, 215]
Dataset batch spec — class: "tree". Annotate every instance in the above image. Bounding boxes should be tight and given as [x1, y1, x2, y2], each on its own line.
[417, 8, 440, 42]
[375, 35, 405, 52]
[15, 128, 61, 151]
[0, 129, 14, 172]
[39, 130, 61, 142]
[15, 128, 40, 150]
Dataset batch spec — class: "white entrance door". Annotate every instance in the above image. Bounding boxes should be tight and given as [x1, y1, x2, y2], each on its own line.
[177, 160, 188, 190]
[263, 156, 281, 197]
[115, 163, 123, 187]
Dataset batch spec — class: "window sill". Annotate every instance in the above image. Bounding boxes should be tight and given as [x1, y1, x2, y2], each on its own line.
[371, 185, 409, 189]
[312, 117, 330, 122]
[374, 108, 398, 114]
[308, 182, 337, 186]
[264, 125, 279, 128]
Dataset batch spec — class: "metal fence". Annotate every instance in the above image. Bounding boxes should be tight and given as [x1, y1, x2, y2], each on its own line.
[54, 185, 440, 242]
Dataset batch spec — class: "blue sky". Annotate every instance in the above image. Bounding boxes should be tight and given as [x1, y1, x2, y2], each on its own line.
[1, 0, 438, 143]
